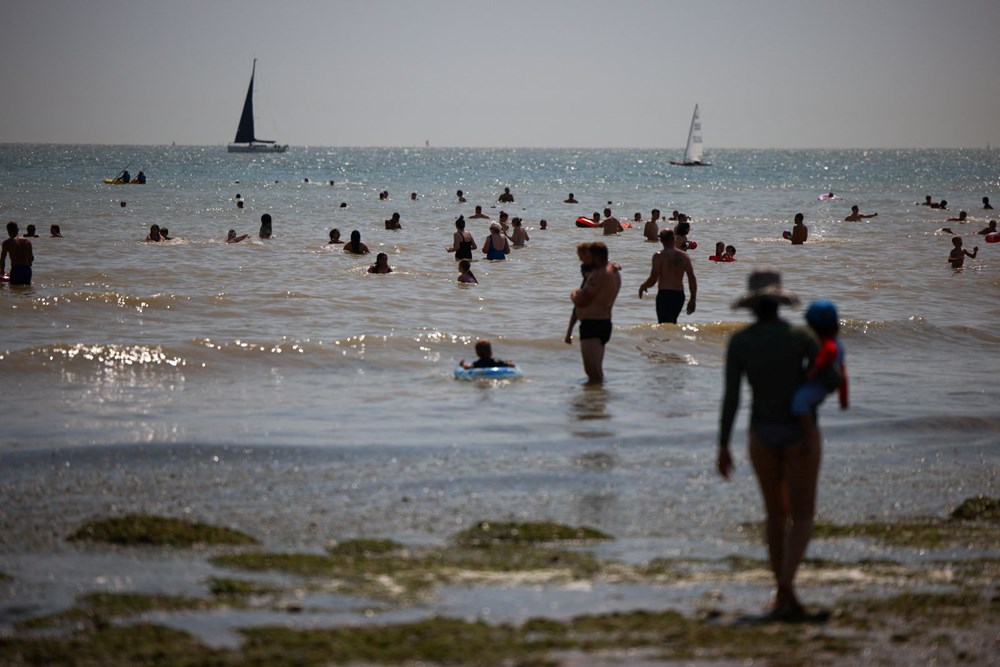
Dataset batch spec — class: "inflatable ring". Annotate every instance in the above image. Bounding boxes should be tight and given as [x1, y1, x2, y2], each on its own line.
[454, 365, 524, 380]
[687, 240, 698, 250]
[575, 217, 599, 228]
[985, 232, 1000, 243]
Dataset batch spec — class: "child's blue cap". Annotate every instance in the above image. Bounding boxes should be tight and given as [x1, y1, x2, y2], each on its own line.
[805, 299, 838, 327]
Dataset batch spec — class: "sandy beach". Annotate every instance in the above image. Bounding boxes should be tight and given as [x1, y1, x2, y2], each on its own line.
[2, 443, 997, 665]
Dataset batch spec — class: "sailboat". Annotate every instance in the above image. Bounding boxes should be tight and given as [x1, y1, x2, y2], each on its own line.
[670, 104, 709, 166]
[227, 59, 288, 153]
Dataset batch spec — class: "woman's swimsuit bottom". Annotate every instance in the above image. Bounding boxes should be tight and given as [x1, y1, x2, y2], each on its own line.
[656, 289, 685, 323]
[579, 319, 612, 345]
[752, 421, 804, 453]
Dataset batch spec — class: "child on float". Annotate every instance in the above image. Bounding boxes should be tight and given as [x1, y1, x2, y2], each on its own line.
[709, 242, 734, 262]
[460, 339, 514, 369]
[792, 300, 848, 450]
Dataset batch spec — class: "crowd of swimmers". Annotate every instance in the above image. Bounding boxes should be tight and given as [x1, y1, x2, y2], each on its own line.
[5, 180, 994, 288]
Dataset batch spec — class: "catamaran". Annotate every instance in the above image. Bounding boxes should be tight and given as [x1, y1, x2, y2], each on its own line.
[670, 104, 709, 167]
[227, 59, 288, 153]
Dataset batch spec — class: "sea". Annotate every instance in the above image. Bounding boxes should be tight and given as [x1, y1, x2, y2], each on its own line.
[1, 145, 998, 633]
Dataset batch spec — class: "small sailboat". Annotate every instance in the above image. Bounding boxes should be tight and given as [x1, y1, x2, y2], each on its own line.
[670, 104, 709, 167]
[227, 59, 288, 153]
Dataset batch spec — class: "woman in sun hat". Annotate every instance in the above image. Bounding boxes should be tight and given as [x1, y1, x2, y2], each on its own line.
[718, 267, 822, 620]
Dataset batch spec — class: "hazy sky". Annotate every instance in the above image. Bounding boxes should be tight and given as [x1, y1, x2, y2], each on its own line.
[2, 0, 999, 149]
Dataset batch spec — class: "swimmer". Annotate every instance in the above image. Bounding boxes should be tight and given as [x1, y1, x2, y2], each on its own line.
[447, 216, 476, 260]
[709, 241, 727, 262]
[145, 224, 161, 242]
[457, 189, 467, 203]
[931, 199, 948, 210]
[50, 225, 62, 238]
[789, 213, 808, 244]
[23, 225, 39, 238]
[565, 242, 593, 345]
[328, 228, 343, 244]
[643, 209, 661, 242]
[983, 196, 993, 210]
[385, 212, 402, 230]
[539, 219, 548, 230]
[946, 211, 968, 223]
[469, 205, 490, 220]
[410, 192, 417, 201]
[226, 229, 249, 243]
[844, 205, 877, 222]
[344, 230, 370, 255]
[564, 193, 579, 204]
[977, 220, 997, 235]
[498, 211, 510, 233]
[948, 236, 978, 268]
[601, 208, 623, 236]
[632, 212, 643, 227]
[159, 227, 171, 240]
[497, 187, 514, 203]
[571, 241, 621, 384]
[638, 228, 697, 324]
[674, 216, 691, 250]
[259, 213, 272, 239]
[725, 245, 737, 261]
[482, 222, 509, 260]
[460, 339, 513, 369]
[920, 195, 936, 207]
[368, 252, 392, 274]
[510, 218, 529, 247]
[1, 221, 33, 285]
[457, 259, 478, 284]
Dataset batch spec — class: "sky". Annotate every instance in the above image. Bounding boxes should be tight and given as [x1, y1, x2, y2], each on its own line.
[2, 0, 999, 149]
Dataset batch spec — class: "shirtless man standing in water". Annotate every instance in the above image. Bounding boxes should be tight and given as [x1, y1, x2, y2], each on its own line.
[2, 221, 34, 285]
[638, 228, 697, 324]
[789, 213, 808, 244]
[571, 242, 621, 384]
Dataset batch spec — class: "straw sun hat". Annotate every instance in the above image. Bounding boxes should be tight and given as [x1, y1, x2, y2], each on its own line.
[732, 267, 800, 309]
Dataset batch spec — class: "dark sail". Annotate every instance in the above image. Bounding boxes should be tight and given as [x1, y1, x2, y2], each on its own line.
[233, 59, 276, 145]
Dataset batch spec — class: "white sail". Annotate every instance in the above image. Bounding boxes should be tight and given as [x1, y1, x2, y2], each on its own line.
[683, 104, 704, 165]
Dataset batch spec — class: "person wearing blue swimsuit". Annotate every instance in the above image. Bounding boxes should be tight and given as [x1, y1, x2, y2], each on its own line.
[482, 222, 509, 260]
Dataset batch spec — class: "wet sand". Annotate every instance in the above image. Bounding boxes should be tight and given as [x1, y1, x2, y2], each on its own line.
[2, 444, 997, 664]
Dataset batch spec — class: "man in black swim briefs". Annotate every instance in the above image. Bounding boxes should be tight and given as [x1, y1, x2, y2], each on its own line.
[1, 221, 33, 285]
[578, 319, 612, 345]
[570, 242, 621, 383]
[638, 228, 697, 324]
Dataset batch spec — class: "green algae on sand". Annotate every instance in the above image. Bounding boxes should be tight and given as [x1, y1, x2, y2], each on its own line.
[68, 514, 258, 547]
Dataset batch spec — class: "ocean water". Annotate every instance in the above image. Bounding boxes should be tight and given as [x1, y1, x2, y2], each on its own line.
[1, 144, 998, 559]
